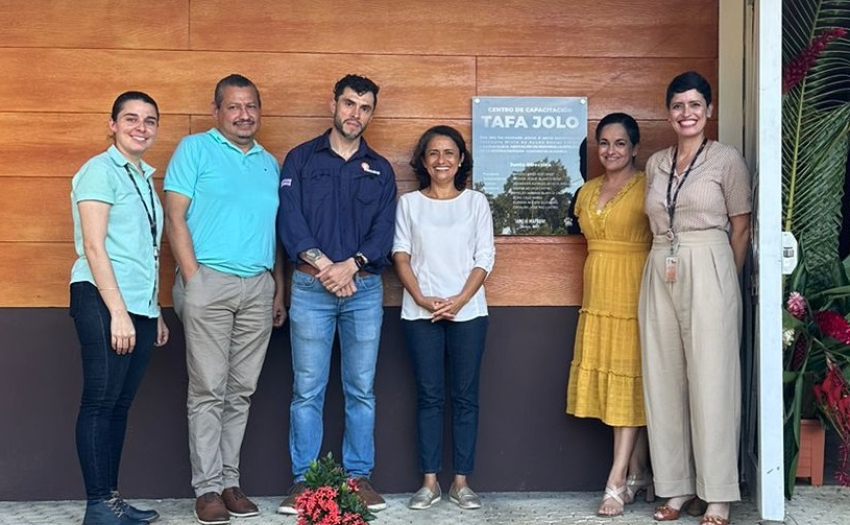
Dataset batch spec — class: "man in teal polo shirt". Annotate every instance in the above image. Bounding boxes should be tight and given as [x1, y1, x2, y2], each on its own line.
[165, 74, 286, 525]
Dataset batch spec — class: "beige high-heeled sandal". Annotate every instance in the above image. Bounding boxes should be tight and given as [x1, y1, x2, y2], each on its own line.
[598, 484, 627, 516]
[626, 473, 656, 503]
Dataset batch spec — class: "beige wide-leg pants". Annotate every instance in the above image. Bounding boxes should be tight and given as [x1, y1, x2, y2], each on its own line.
[638, 230, 742, 502]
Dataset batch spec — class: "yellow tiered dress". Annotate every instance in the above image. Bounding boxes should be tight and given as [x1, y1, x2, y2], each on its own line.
[566, 172, 651, 426]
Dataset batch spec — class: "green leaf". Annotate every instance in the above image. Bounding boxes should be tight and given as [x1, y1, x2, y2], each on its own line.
[781, 0, 850, 294]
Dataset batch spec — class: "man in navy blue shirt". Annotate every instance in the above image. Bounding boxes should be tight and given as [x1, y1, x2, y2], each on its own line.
[276, 74, 396, 514]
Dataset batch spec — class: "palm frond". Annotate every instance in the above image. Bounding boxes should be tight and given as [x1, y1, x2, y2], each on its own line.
[782, 0, 850, 293]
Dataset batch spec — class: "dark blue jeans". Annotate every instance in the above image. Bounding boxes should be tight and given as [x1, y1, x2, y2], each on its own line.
[402, 316, 488, 475]
[71, 282, 156, 502]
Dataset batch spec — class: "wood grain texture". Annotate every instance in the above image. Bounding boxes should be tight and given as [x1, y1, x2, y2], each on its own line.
[0, 178, 168, 243]
[0, 242, 75, 306]
[0, 50, 475, 118]
[3, 120, 729, 244]
[477, 58, 719, 120]
[1, 238, 586, 308]
[189, 0, 716, 58]
[0, 1, 189, 49]
[0, 1, 719, 308]
[193, 116, 471, 182]
[0, 113, 189, 178]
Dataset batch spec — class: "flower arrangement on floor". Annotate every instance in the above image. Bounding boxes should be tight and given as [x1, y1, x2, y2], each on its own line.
[783, 258, 850, 495]
[294, 453, 375, 525]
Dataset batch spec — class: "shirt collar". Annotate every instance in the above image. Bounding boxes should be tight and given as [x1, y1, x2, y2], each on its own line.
[107, 144, 156, 179]
[207, 128, 266, 156]
[316, 129, 377, 161]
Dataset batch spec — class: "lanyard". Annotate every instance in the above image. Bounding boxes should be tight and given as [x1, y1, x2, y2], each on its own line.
[123, 164, 158, 258]
[664, 138, 707, 243]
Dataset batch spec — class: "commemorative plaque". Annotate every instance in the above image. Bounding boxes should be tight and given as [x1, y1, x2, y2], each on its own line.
[472, 97, 587, 235]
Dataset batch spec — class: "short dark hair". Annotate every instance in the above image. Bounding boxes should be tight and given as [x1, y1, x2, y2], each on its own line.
[595, 112, 640, 146]
[410, 125, 473, 191]
[333, 74, 380, 107]
[214, 74, 261, 108]
[666, 71, 712, 107]
[111, 91, 159, 121]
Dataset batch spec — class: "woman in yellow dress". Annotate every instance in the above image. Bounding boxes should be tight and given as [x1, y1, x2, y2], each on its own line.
[566, 112, 653, 516]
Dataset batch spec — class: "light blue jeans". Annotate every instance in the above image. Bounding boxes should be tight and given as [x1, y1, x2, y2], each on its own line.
[288, 269, 384, 480]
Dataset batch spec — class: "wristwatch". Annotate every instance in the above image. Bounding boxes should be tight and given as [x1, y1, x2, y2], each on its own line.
[354, 252, 369, 270]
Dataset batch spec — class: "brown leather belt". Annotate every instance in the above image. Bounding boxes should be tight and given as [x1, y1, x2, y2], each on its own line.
[296, 264, 372, 278]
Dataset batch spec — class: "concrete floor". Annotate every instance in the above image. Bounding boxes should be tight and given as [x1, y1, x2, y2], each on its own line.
[1, 486, 848, 524]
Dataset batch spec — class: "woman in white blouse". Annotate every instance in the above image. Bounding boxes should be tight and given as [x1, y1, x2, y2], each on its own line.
[393, 125, 495, 511]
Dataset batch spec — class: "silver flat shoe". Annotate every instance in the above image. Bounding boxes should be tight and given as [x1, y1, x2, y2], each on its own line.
[449, 484, 481, 510]
[408, 484, 441, 510]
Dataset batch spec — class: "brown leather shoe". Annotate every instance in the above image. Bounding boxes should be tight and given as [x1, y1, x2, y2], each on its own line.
[221, 487, 259, 517]
[353, 477, 387, 512]
[194, 492, 230, 525]
[276, 481, 307, 515]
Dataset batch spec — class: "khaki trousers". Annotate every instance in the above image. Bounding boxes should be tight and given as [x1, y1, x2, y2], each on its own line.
[173, 264, 275, 496]
[638, 230, 741, 502]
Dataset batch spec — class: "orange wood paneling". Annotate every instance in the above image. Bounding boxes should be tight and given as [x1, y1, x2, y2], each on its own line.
[0, 1, 189, 50]
[0, 1, 718, 308]
[193, 116, 471, 182]
[0, 178, 72, 242]
[0, 242, 75, 306]
[0, 178, 169, 243]
[477, 58, 719, 120]
[0, 50, 475, 118]
[0, 113, 189, 178]
[189, 0, 716, 58]
[0, 238, 586, 308]
[3, 120, 728, 244]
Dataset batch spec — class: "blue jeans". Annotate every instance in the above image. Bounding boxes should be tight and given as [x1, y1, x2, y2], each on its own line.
[402, 316, 488, 475]
[289, 270, 384, 479]
[71, 281, 156, 502]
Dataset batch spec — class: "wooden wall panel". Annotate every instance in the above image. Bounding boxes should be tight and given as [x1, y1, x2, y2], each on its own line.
[0, 50, 475, 118]
[0, 1, 189, 49]
[0, 238, 586, 308]
[3, 120, 726, 245]
[477, 58, 719, 120]
[0, 114, 189, 178]
[194, 116, 471, 182]
[0, 1, 719, 308]
[0, 242, 75, 305]
[190, 0, 716, 58]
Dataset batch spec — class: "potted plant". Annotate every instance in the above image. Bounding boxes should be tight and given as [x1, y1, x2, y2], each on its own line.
[781, 0, 850, 497]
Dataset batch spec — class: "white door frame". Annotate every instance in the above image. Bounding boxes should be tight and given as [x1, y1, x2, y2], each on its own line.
[720, 0, 784, 520]
[752, 0, 785, 520]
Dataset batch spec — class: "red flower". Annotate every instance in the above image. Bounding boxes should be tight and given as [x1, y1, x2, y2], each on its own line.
[814, 310, 850, 344]
[790, 334, 809, 371]
[813, 358, 850, 486]
[783, 27, 847, 94]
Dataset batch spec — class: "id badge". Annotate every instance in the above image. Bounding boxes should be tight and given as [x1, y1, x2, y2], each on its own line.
[665, 256, 678, 282]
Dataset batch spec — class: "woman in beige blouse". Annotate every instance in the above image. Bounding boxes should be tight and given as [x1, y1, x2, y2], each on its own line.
[638, 71, 751, 525]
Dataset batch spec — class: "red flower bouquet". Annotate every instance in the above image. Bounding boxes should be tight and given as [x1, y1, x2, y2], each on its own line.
[294, 454, 374, 525]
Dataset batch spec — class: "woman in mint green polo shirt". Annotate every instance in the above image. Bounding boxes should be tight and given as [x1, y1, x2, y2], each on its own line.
[70, 91, 169, 525]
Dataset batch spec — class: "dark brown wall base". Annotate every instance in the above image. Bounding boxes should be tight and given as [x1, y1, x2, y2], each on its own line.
[0, 307, 612, 501]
